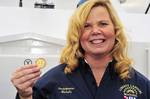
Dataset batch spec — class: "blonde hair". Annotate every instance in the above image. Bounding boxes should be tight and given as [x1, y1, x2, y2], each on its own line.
[60, 0, 132, 80]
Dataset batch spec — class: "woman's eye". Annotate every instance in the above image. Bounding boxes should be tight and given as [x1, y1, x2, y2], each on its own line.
[99, 22, 108, 26]
[84, 24, 91, 28]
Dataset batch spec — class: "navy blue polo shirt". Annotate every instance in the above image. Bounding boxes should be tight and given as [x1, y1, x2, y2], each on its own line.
[79, 58, 150, 99]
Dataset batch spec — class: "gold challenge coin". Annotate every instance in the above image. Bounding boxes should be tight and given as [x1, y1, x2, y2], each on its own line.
[35, 58, 46, 69]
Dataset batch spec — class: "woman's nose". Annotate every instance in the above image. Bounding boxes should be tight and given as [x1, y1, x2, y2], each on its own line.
[91, 25, 101, 34]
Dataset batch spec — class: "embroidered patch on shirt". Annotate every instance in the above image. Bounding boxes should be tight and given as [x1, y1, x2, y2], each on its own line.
[119, 84, 142, 99]
[58, 87, 75, 94]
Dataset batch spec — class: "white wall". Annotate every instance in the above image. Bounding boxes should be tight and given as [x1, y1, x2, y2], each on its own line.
[0, 7, 74, 40]
[119, 13, 150, 42]
[128, 42, 150, 77]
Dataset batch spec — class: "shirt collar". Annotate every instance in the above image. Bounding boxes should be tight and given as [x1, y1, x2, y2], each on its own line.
[79, 58, 118, 79]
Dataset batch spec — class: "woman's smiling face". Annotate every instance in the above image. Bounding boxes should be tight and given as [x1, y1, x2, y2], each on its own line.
[80, 6, 115, 57]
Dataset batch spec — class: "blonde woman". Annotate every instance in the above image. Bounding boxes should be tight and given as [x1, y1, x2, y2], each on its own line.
[11, 0, 150, 99]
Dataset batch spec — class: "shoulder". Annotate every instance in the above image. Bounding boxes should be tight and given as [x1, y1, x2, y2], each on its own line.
[129, 68, 150, 93]
[118, 68, 150, 98]
[35, 64, 67, 89]
[130, 68, 150, 84]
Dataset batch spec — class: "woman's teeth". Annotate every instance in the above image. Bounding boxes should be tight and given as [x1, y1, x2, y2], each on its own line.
[91, 39, 104, 44]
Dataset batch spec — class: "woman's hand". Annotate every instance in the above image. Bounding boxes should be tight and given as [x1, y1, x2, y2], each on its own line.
[11, 64, 41, 99]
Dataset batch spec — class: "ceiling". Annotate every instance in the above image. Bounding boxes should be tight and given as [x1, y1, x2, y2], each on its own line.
[0, 0, 149, 14]
[119, 0, 150, 14]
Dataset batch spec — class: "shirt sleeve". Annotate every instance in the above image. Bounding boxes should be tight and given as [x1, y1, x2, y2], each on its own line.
[147, 80, 150, 99]
[32, 86, 47, 99]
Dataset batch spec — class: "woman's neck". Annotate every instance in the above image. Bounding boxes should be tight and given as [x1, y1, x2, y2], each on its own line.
[84, 54, 112, 69]
[84, 54, 113, 86]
